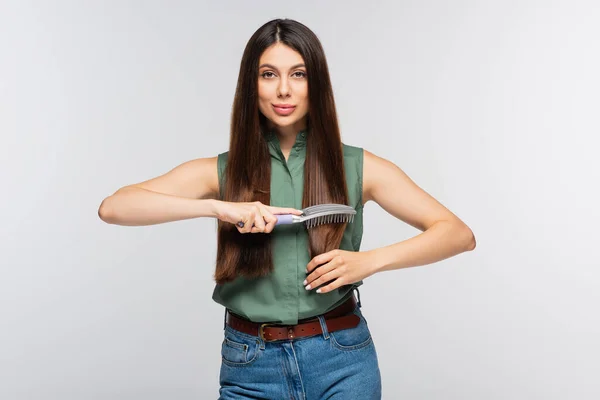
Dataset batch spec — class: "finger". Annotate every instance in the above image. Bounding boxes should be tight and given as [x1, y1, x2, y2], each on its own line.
[268, 206, 303, 215]
[305, 257, 343, 290]
[244, 211, 255, 233]
[236, 224, 249, 234]
[260, 206, 278, 233]
[304, 258, 338, 288]
[238, 211, 254, 234]
[234, 215, 246, 232]
[305, 268, 343, 292]
[315, 277, 347, 294]
[306, 249, 340, 273]
[252, 206, 266, 232]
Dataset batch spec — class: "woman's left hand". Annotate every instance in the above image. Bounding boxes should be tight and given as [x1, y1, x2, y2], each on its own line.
[304, 249, 377, 294]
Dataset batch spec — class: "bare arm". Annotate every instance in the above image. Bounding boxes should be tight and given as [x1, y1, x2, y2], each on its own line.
[97, 157, 221, 226]
[363, 149, 476, 272]
[302, 149, 477, 294]
[98, 156, 302, 230]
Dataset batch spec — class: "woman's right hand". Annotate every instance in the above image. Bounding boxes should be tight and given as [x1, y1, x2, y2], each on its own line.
[215, 201, 303, 234]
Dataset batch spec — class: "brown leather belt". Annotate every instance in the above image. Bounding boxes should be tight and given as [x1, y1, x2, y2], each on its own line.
[226, 296, 359, 342]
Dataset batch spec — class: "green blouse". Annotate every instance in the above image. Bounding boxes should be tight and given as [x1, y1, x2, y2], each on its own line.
[212, 129, 365, 325]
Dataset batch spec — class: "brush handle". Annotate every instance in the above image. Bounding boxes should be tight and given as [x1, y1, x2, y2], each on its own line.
[275, 214, 295, 225]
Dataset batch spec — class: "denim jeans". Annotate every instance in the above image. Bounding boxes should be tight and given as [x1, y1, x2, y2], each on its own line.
[218, 298, 382, 399]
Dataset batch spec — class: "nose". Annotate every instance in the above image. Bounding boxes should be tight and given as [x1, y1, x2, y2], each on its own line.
[277, 76, 290, 98]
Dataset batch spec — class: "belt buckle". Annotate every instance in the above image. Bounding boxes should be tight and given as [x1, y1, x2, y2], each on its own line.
[259, 323, 272, 341]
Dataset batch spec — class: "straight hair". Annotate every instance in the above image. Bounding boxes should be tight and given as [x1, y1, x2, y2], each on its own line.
[215, 18, 348, 284]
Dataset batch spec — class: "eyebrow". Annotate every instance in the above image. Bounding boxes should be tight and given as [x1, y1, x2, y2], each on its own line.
[258, 63, 306, 70]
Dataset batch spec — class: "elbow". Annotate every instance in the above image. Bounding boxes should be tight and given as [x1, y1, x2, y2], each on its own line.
[441, 219, 476, 252]
[463, 226, 476, 252]
[98, 197, 116, 224]
[98, 187, 134, 224]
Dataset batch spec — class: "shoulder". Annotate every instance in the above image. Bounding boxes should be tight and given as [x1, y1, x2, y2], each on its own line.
[217, 150, 229, 161]
[341, 143, 364, 180]
[216, 151, 229, 172]
[341, 143, 363, 159]
[341, 143, 364, 174]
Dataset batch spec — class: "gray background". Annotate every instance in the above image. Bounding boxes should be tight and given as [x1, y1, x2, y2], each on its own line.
[2, 0, 599, 399]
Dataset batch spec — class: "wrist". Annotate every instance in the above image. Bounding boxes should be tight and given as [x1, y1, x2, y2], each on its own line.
[203, 199, 223, 219]
[369, 248, 389, 274]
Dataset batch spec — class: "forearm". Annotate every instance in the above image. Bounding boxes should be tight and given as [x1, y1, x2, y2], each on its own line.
[370, 220, 476, 273]
[98, 186, 220, 226]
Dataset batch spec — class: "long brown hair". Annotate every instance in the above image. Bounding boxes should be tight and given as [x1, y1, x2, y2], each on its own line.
[215, 19, 348, 284]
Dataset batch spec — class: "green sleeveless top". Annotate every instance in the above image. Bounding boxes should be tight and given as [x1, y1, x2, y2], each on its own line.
[212, 129, 364, 325]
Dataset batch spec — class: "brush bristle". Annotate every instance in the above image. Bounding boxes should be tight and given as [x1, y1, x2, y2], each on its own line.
[305, 213, 354, 229]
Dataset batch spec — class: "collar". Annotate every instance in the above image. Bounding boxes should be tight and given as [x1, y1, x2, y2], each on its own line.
[264, 128, 308, 145]
[264, 128, 308, 162]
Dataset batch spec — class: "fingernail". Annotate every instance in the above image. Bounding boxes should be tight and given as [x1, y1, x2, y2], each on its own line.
[316, 289, 322, 294]
[302, 279, 307, 285]
[305, 284, 311, 290]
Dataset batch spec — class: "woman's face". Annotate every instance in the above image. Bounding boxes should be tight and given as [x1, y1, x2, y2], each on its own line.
[257, 43, 309, 133]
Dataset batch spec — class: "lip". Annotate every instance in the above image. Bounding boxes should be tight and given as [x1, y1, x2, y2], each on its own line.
[272, 104, 296, 116]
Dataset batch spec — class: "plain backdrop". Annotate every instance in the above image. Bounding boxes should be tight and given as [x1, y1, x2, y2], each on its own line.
[2, 0, 599, 399]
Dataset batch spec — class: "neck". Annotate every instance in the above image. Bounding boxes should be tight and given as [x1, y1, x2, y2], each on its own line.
[268, 119, 307, 153]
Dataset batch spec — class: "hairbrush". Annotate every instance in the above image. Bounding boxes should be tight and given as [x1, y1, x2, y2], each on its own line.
[236, 203, 356, 229]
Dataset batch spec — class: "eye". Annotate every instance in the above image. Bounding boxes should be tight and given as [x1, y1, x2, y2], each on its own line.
[292, 71, 307, 78]
[261, 71, 276, 79]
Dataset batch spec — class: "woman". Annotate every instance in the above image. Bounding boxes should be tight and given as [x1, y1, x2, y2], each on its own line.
[98, 18, 475, 399]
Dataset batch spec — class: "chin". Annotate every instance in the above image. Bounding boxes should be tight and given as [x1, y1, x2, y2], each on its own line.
[270, 115, 300, 127]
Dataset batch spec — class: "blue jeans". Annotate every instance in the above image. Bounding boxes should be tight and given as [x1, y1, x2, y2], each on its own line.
[218, 299, 382, 399]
